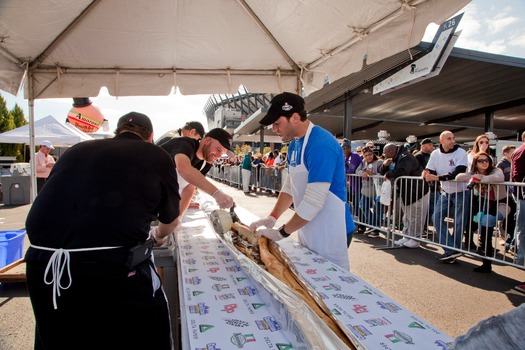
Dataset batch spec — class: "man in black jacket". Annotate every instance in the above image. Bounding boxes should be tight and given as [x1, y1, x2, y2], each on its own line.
[381, 143, 429, 248]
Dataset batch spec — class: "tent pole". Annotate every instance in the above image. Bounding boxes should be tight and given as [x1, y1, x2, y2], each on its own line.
[27, 67, 37, 203]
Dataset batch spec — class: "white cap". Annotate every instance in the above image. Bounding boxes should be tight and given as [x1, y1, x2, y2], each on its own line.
[40, 140, 54, 149]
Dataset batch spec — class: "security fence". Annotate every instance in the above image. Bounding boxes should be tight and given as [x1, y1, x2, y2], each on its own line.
[208, 164, 284, 193]
[347, 173, 525, 270]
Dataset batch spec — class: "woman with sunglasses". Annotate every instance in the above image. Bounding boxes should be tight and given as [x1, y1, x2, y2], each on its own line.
[356, 147, 383, 236]
[456, 151, 509, 272]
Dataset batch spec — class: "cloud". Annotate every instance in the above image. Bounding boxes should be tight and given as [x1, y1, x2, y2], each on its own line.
[511, 32, 525, 48]
[488, 10, 519, 33]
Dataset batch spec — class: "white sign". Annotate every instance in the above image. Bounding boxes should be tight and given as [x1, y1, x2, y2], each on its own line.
[373, 13, 463, 95]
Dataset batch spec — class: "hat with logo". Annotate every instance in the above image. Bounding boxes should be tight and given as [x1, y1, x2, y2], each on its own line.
[205, 128, 233, 152]
[185, 121, 205, 139]
[260, 92, 305, 126]
[341, 139, 352, 148]
[420, 138, 433, 145]
[40, 140, 54, 149]
[117, 112, 153, 133]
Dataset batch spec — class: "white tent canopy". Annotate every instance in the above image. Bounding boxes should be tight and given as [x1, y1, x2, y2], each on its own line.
[0, 0, 469, 98]
[0, 115, 93, 146]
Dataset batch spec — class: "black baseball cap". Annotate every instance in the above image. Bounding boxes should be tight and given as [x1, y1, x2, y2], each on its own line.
[117, 112, 153, 133]
[184, 121, 205, 139]
[420, 138, 433, 145]
[205, 128, 233, 152]
[260, 92, 305, 126]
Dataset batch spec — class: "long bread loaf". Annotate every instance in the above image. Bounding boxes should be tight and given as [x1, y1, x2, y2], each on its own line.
[258, 236, 355, 349]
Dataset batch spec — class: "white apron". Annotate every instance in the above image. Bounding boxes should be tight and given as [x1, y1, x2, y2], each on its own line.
[289, 122, 350, 271]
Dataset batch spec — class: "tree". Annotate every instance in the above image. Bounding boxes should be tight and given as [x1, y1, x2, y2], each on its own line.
[0, 94, 29, 161]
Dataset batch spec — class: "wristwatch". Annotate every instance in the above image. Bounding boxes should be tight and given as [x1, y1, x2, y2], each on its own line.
[278, 224, 291, 238]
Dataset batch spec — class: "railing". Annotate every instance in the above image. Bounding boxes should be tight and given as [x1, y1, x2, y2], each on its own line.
[347, 173, 525, 270]
[207, 165, 284, 193]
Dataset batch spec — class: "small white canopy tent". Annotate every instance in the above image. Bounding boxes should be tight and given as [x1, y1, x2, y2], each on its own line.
[0, 0, 470, 201]
[0, 115, 93, 146]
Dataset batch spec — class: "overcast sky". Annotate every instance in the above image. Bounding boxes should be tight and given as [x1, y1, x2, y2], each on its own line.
[2, 0, 524, 141]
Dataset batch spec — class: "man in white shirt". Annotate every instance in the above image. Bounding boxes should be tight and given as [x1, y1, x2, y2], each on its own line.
[35, 140, 56, 193]
[422, 131, 469, 263]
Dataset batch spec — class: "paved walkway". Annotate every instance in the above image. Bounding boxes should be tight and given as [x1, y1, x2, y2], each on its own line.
[1, 178, 524, 349]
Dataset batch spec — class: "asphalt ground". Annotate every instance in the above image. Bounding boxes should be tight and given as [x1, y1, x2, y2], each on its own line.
[1, 178, 524, 349]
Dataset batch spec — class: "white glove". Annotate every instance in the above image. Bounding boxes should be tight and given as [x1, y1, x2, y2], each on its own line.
[249, 216, 277, 233]
[214, 190, 234, 209]
[256, 228, 285, 241]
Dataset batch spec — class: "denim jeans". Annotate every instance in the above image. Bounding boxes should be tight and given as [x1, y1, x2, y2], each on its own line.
[454, 304, 524, 350]
[433, 190, 470, 255]
[515, 199, 525, 265]
[359, 195, 381, 227]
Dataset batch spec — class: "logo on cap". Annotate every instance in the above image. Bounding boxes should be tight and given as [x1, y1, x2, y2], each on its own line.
[282, 102, 293, 112]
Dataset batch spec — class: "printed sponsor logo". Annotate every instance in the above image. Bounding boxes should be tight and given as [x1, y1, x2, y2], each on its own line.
[185, 276, 201, 285]
[208, 276, 226, 281]
[184, 258, 197, 265]
[189, 302, 210, 315]
[215, 293, 236, 301]
[212, 284, 230, 291]
[385, 330, 414, 344]
[365, 318, 391, 327]
[434, 340, 454, 349]
[349, 325, 372, 340]
[192, 291, 205, 296]
[312, 276, 330, 282]
[223, 318, 250, 327]
[255, 316, 281, 332]
[352, 304, 368, 313]
[230, 333, 256, 347]
[312, 257, 328, 264]
[195, 342, 220, 350]
[338, 275, 358, 283]
[333, 293, 357, 301]
[226, 266, 242, 272]
[408, 321, 425, 329]
[199, 324, 214, 333]
[222, 303, 238, 313]
[377, 301, 402, 313]
[306, 269, 317, 274]
[237, 286, 257, 296]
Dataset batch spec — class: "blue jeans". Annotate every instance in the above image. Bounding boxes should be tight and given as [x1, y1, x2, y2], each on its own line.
[433, 190, 470, 255]
[359, 195, 381, 227]
[454, 304, 524, 350]
[515, 199, 525, 265]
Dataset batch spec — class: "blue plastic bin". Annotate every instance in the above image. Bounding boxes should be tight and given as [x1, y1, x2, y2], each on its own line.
[0, 230, 26, 268]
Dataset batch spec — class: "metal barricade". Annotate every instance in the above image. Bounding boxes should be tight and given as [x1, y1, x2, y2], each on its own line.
[347, 173, 391, 246]
[386, 176, 525, 270]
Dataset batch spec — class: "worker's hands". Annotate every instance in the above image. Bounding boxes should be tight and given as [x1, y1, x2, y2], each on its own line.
[213, 190, 234, 209]
[249, 216, 277, 233]
[148, 227, 166, 247]
[255, 228, 285, 241]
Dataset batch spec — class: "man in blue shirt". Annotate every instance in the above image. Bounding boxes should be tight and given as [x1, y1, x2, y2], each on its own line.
[249, 92, 352, 270]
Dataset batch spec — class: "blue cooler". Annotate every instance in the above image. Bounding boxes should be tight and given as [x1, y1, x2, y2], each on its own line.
[0, 230, 26, 268]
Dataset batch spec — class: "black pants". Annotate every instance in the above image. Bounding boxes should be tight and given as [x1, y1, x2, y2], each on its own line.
[36, 177, 47, 194]
[27, 257, 172, 350]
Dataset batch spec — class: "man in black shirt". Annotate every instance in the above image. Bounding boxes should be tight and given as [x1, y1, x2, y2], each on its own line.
[161, 128, 235, 215]
[25, 112, 181, 349]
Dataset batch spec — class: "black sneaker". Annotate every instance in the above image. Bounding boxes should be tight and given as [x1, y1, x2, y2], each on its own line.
[442, 258, 457, 264]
